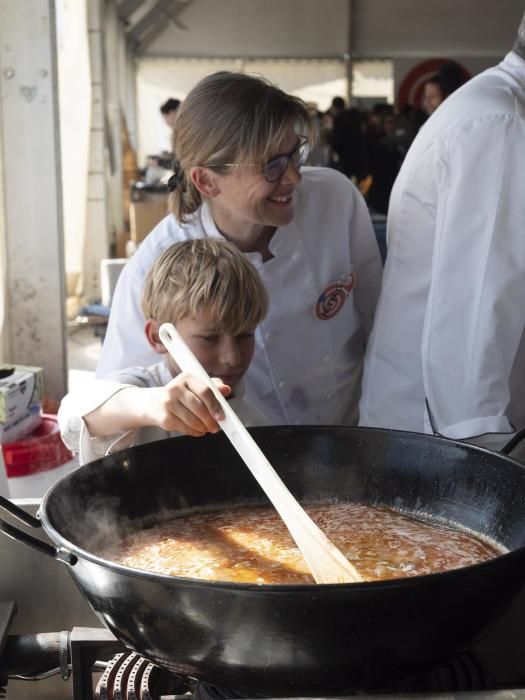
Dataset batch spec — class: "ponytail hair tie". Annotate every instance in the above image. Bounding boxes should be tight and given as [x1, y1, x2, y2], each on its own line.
[168, 159, 185, 192]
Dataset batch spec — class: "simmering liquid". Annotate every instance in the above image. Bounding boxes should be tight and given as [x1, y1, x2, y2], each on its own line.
[114, 503, 501, 584]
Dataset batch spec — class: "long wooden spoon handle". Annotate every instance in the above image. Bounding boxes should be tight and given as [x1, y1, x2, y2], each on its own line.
[159, 323, 362, 584]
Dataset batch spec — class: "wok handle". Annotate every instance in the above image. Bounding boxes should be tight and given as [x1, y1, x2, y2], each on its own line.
[0, 496, 77, 566]
[0, 494, 42, 528]
[500, 428, 525, 456]
[0, 517, 77, 565]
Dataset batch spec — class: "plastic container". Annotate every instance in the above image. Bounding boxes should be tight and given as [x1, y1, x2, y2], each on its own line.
[0, 449, 8, 497]
[2, 415, 79, 498]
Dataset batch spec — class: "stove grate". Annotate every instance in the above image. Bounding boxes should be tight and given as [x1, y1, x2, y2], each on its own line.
[94, 648, 496, 700]
[95, 651, 191, 700]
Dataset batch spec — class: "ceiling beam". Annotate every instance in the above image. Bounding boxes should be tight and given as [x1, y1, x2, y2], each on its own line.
[134, 0, 195, 54]
[128, 0, 174, 42]
[117, 0, 145, 21]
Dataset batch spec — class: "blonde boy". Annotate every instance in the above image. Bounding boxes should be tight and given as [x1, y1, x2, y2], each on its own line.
[59, 239, 269, 464]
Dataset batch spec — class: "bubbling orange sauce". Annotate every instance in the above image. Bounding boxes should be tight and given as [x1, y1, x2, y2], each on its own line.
[115, 503, 502, 584]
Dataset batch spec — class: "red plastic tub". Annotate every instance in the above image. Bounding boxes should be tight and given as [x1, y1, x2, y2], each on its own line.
[2, 415, 77, 497]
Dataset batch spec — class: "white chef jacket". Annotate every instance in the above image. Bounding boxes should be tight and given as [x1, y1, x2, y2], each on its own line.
[360, 52, 525, 449]
[97, 167, 382, 426]
[58, 361, 268, 465]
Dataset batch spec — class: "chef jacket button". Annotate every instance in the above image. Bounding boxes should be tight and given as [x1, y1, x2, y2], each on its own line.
[264, 332, 272, 341]
[278, 380, 286, 389]
[322, 354, 331, 363]
[292, 251, 301, 262]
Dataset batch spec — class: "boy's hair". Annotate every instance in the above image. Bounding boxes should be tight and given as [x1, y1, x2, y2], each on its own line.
[142, 239, 268, 334]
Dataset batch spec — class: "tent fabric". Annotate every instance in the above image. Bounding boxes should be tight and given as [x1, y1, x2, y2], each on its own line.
[136, 57, 347, 165]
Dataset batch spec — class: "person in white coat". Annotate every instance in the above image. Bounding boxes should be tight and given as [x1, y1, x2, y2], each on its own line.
[360, 12, 525, 449]
[98, 71, 382, 426]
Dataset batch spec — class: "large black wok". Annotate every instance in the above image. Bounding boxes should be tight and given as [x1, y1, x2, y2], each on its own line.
[2, 426, 525, 695]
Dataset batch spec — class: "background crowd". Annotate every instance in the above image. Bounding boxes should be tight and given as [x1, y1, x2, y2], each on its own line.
[307, 60, 468, 215]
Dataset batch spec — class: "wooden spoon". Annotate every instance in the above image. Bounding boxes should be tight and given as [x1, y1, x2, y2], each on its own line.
[159, 322, 362, 584]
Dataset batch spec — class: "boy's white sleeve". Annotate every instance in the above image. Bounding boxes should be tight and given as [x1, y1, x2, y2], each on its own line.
[57, 380, 137, 465]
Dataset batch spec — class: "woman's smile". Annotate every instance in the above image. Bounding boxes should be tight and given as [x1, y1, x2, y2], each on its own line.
[267, 192, 294, 206]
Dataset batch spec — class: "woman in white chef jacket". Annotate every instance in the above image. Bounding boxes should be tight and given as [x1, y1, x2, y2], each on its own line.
[98, 71, 382, 427]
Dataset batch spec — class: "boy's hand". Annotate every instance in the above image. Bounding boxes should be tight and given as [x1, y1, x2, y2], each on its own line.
[144, 373, 231, 437]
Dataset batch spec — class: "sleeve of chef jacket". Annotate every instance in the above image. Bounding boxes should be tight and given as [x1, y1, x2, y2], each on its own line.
[57, 380, 136, 464]
[421, 114, 525, 447]
[348, 187, 383, 339]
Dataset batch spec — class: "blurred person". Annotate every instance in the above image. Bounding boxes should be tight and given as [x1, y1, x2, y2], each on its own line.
[397, 103, 428, 143]
[360, 11, 525, 449]
[328, 96, 366, 180]
[422, 75, 446, 115]
[423, 63, 468, 115]
[365, 109, 405, 216]
[146, 98, 182, 175]
[325, 96, 345, 126]
[160, 98, 181, 129]
[439, 61, 469, 96]
[305, 102, 331, 166]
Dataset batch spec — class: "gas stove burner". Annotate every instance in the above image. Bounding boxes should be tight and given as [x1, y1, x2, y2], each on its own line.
[95, 651, 190, 700]
[383, 651, 495, 694]
[96, 649, 495, 700]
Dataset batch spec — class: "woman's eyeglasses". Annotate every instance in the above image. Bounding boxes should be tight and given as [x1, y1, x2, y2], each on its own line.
[260, 137, 310, 182]
[218, 137, 310, 183]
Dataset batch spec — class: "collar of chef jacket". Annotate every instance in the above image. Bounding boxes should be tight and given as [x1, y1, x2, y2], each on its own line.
[199, 200, 299, 269]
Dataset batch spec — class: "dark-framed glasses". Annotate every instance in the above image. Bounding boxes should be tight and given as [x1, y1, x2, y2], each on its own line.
[221, 137, 310, 183]
[261, 137, 310, 182]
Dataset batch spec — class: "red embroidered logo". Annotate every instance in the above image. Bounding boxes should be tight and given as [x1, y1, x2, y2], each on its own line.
[313, 271, 355, 321]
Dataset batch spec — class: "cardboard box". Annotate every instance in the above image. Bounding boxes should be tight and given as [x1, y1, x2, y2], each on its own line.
[0, 365, 44, 443]
[129, 192, 168, 245]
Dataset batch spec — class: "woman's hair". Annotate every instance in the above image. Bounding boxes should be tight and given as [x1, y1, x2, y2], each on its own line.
[142, 238, 268, 334]
[424, 74, 445, 96]
[168, 71, 313, 221]
[437, 62, 467, 97]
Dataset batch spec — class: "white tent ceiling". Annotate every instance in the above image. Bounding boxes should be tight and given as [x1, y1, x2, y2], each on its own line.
[117, 0, 525, 59]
